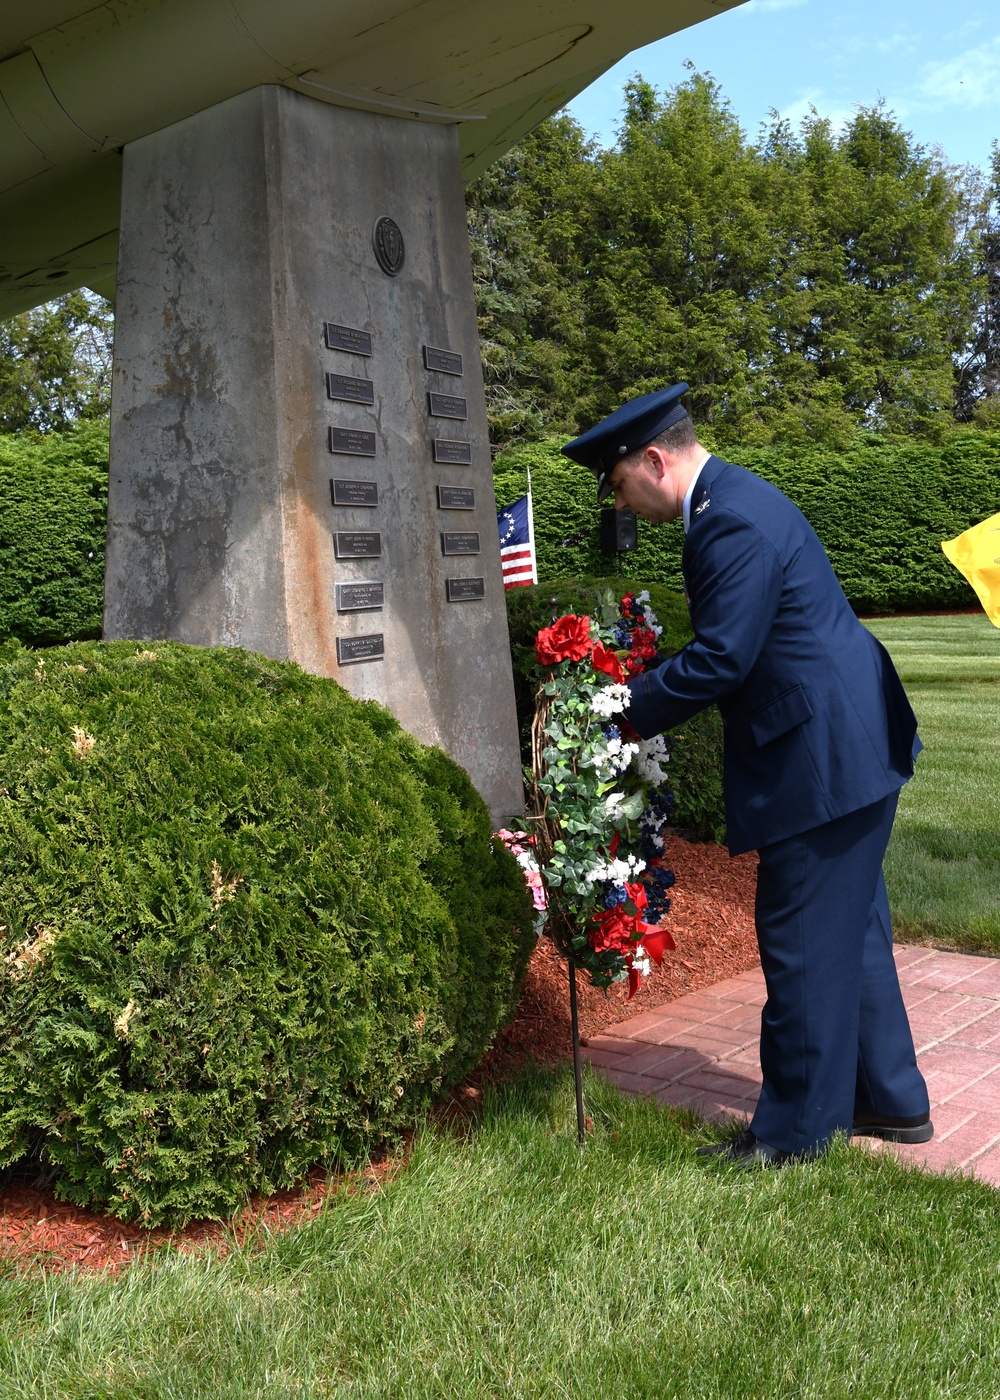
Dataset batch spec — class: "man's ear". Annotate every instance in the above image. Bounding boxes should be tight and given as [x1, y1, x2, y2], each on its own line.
[645, 444, 671, 481]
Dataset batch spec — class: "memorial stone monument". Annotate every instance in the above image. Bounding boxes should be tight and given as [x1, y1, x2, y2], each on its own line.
[0, 1, 745, 820]
[105, 86, 522, 816]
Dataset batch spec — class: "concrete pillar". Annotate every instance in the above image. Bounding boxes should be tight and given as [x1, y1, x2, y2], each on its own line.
[106, 85, 523, 820]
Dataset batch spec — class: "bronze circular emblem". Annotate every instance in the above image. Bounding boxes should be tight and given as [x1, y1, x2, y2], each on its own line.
[372, 217, 404, 276]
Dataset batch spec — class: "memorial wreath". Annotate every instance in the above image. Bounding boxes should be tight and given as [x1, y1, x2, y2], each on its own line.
[501, 589, 677, 1001]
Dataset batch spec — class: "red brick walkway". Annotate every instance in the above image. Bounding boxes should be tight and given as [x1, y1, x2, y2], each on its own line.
[583, 946, 1000, 1184]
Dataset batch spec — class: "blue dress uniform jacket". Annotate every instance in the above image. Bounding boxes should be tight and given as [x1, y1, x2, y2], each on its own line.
[625, 454, 929, 1154]
[626, 456, 921, 854]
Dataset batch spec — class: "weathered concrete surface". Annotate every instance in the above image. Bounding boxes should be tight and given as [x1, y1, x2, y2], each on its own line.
[106, 85, 523, 819]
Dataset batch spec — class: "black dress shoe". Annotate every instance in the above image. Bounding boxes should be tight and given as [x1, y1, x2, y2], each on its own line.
[696, 1129, 796, 1168]
[852, 1112, 933, 1144]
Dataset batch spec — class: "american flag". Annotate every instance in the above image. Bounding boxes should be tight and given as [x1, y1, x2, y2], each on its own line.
[497, 492, 537, 590]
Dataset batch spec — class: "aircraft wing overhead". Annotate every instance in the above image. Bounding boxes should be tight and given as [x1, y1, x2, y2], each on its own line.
[0, 0, 744, 318]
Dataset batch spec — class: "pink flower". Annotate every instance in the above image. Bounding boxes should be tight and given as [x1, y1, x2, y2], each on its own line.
[525, 869, 547, 911]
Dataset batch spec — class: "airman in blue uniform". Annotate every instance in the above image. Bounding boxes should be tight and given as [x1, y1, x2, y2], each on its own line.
[563, 384, 932, 1166]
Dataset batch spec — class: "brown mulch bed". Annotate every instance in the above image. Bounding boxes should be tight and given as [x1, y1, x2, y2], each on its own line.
[0, 834, 758, 1275]
[473, 834, 759, 1080]
[0, 1154, 405, 1278]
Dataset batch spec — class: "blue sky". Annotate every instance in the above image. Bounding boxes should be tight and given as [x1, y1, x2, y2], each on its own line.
[568, 0, 1000, 175]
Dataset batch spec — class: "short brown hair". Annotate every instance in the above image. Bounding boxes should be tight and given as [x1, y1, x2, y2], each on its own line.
[621, 413, 697, 467]
[649, 415, 697, 454]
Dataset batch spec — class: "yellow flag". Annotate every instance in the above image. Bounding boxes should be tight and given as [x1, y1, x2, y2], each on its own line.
[941, 511, 1000, 628]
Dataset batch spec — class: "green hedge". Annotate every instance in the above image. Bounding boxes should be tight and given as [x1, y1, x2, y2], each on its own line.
[0, 640, 534, 1225]
[0, 422, 108, 646]
[494, 433, 1000, 613]
[504, 578, 726, 843]
[3, 425, 996, 649]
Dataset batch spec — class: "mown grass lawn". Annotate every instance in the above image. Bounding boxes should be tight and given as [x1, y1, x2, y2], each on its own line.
[2, 616, 998, 1399]
[866, 615, 1000, 952]
[3, 1069, 1000, 1400]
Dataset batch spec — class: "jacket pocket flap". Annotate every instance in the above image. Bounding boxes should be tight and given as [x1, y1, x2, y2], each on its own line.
[750, 685, 814, 747]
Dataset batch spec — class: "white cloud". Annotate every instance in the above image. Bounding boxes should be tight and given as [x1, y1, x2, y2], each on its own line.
[835, 26, 918, 59]
[918, 34, 1000, 108]
[950, 18, 986, 43]
[779, 90, 856, 133]
[874, 30, 920, 58]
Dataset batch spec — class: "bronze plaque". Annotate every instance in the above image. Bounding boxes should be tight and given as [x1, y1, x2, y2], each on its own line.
[446, 577, 485, 603]
[433, 438, 472, 465]
[336, 633, 385, 666]
[324, 323, 372, 356]
[329, 427, 376, 457]
[428, 392, 467, 420]
[336, 580, 384, 613]
[327, 373, 374, 404]
[441, 531, 480, 556]
[373, 217, 404, 276]
[423, 345, 463, 376]
[331, 479, 378, 508]
[437, 485, 475, 510]
[334, 531, 381, 559]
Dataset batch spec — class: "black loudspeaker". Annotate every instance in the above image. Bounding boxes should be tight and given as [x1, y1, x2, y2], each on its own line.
[599, 507, 638, 553]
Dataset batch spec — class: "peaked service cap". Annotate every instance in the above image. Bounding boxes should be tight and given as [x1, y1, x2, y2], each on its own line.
[561, 382, 690, 501]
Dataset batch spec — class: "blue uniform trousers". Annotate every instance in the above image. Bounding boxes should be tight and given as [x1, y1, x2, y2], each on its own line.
[749, 793, 929, 1156]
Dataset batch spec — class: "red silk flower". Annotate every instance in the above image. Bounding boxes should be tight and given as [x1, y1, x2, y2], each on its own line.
[589, 904, 634, 955]
[591, 642, 625, 684]
[624, 623, 659, 675]
[625, 881, 648, 914]
[590, 876, 677, 997]
[536, 614, 593, 666]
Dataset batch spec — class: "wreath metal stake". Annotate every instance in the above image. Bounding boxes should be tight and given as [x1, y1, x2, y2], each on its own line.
[568, 942, 587, 1147]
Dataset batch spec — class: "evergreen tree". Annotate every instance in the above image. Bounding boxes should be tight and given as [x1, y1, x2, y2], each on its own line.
[585, 72, 778, 436]
[799, 104, 977, 439]
[959, 142, 1000, 427]
[0, 291, 113, 434]
[466, 75, 987, 448]
[466, 117, 597, 445]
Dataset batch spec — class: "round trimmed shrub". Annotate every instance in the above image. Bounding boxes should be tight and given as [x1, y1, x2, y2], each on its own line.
[0, 421, 108, 647]
[0, 640, 534, 1225]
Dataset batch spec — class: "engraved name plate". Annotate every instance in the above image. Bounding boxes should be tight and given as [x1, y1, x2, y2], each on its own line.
[336, 633, 385, 666]
[424, 345, 463, 376]
[336, 580, 384, 613]
[428, 392, 467, 420]
[331, 478, 378, 507]
[446, 577, 485, 603]
[334, 531, 382, 559]
[327, 373, 375, 404]
[329, 427, 376, 457]
[324, 323, 373, 356]
[433, 438, 473, 465]
[437, 485, 476, 510]
[441, 531, 480, 556]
